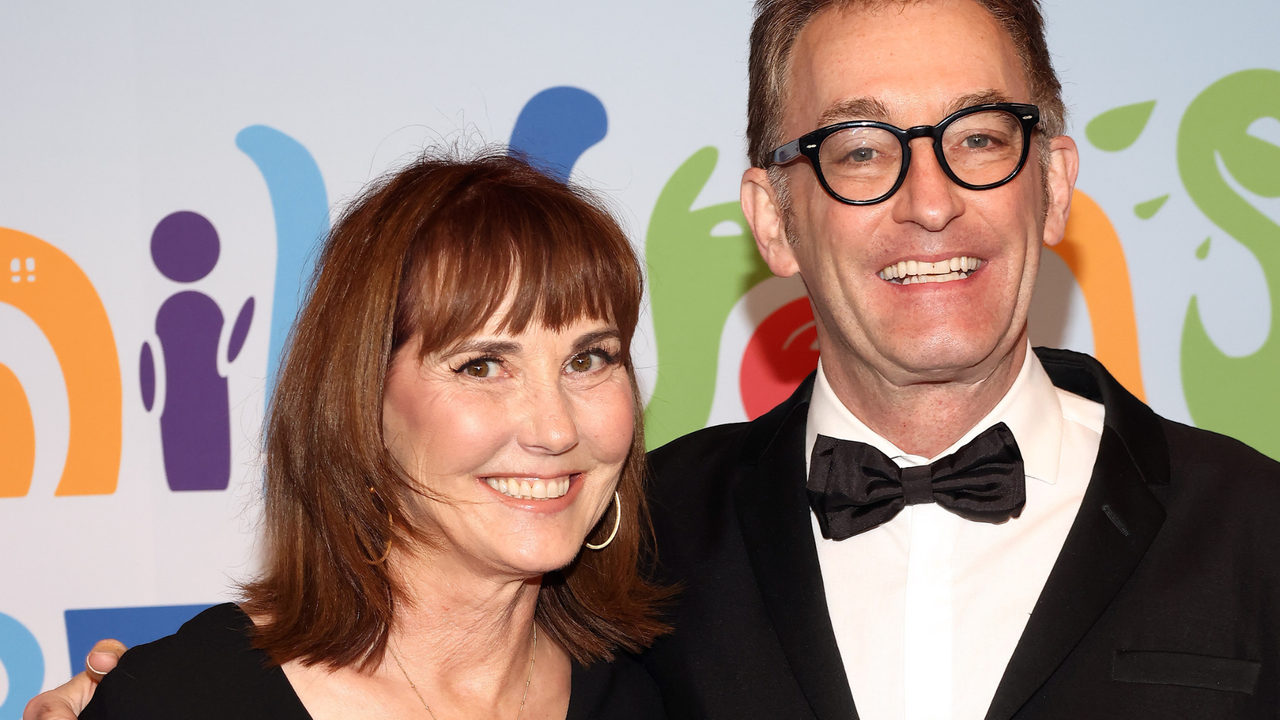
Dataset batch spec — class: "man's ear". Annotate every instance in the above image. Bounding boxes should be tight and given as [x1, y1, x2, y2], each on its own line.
[1041, 135, 1080, 248]
[741, 167, 801, 278]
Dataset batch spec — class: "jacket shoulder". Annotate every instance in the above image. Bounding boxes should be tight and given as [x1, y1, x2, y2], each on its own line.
[648, 421, 751, 479]
[1160, 417, 1280, 496]
[81, 604, 308, 720]
[645, 422, 753, 524]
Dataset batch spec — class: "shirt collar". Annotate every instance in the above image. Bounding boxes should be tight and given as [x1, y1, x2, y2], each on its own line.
[805, 343, 1063, 485]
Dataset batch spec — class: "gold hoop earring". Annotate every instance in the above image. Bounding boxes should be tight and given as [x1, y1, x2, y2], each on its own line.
[361, 487, 394, 565]
[585, 491, 621, 551]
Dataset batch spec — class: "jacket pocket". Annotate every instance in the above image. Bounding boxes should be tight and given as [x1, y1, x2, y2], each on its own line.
[1112, 650, 1261, 694]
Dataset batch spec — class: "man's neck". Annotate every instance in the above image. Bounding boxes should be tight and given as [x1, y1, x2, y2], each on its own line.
[821, 342, 1028, 458]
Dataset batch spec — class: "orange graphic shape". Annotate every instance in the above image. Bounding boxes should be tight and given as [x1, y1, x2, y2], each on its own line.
[1053, 190, 1146, 401]
[0, 228, 121, 495]
[0, 362, 36, 496]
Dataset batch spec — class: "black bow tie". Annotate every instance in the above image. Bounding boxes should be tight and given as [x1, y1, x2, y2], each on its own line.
[807, 422, 1027, 541]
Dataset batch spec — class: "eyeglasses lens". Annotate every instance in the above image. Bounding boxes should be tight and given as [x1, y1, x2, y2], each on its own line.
[817, 127, 902, 203]
[940, 110, 1026, 186]
[817, 110, 1026, 202]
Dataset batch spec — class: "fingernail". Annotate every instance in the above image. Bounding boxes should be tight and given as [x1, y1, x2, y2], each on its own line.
[86, 653, 112, 675]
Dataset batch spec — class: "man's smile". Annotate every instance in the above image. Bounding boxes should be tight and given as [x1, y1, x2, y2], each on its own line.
[877, 255, 982, 284]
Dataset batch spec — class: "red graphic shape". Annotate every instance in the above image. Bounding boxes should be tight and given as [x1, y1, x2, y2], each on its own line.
[740, 297, 820, 420]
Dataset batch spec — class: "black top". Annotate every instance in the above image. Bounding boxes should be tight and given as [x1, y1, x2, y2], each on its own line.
[81, 603, 666, 720]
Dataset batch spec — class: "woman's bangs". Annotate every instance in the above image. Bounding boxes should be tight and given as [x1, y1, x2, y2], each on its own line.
[405, 180, 640, 357]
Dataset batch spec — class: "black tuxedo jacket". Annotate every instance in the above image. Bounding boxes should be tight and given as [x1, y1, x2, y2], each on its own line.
[641, 348, 1280, 719]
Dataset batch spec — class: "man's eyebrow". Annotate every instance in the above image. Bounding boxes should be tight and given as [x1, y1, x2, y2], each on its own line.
[817, 97, 894, 127]
[815, 90, 1017, 130]
[943, 90, 1015, 116]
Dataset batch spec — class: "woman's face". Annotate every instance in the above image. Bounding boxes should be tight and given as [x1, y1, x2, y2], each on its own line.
[382, 310, 635, 579]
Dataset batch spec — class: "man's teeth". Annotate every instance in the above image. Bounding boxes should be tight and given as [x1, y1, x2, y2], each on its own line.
[878, 256, 981, 284]
[487, 477, 571, 500]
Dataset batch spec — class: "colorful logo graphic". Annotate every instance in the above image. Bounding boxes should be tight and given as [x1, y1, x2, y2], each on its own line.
[236, 125, 331, 395]
[1178, 70, 1280, 458]
[739, 296, 820, 419]
[1085, 69, 1280, 458]
[643, 147, 772, 447]
[0, 612, 43, 720]
[0, 229, 121, 496]
[141, 212, 255, 491]
[509, 86, 609, 182]
[0, 363, 35, 494]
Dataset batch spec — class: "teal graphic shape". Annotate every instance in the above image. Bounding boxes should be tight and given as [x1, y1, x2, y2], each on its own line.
[644, 147, 772, 449]
[1086, 100, 1157, 151]
[1178, 69, 1280, 459]
[0, 612, 43, 720]
[236, 126, 330, 394]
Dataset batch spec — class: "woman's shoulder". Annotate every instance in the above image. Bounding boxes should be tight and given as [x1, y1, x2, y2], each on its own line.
[568, 653, 668, 720]
[81, 603, 311, 720]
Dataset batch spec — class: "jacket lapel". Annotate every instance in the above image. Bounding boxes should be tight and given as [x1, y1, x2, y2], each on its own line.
[733, 376, 860, 720]
[984, 349, 1170, 720]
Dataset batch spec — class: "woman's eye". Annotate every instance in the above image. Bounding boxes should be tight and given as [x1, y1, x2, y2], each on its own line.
[567, 349, 616, 374]
[459, 358, 501, 377]
[568, 353, 598, 373]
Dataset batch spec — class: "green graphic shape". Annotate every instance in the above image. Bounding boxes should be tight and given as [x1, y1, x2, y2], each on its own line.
[1196, 237, 1211, 260]
[1134, 194, 1169, 219]
[1086, 100, 1157, 151]
[1179, 69, 1280, 459]
[644, 147, 771, 449]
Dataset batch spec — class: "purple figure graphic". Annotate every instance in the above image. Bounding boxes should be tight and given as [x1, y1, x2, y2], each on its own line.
[139, 211, 253, 491]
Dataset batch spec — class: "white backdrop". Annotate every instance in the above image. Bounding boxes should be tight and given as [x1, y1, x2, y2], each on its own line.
[1, 1, 1278, 711]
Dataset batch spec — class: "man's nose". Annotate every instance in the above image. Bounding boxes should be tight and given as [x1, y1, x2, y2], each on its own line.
[517, 379, 580, 455]
[890, 138, 964, 231]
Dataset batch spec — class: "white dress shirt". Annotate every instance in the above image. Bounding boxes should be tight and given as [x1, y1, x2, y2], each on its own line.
[805, 346, 1105, 720]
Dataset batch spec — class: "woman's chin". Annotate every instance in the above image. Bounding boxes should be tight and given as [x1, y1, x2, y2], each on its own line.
[482, 530, 592, 578]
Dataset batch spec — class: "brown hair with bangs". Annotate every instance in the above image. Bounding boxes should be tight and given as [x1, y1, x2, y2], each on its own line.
[746, 0, 1066, 170]
[240, 148, 669, 670]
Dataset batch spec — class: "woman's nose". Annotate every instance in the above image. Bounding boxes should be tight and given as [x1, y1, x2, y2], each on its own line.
[517, 379, 580, 455]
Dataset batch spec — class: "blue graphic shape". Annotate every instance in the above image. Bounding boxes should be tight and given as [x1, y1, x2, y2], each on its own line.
[64, 605, 212, 677]
[236, 125, 330, 394]
[0, 612, 44, 720]
[508, 87, 608, 182]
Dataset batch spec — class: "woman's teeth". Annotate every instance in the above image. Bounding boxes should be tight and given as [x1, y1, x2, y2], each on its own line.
[879, 256, 981, 284]
[487, 477, 571, 500]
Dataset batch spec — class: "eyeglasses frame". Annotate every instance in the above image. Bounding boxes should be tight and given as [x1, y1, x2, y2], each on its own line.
[767, 102, 1041, 206]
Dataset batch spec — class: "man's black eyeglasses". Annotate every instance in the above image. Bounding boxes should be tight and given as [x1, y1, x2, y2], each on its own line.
[768, 103, 1040, 205]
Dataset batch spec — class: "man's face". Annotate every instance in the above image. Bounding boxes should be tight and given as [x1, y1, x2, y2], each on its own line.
[746, 0, 1077, 391]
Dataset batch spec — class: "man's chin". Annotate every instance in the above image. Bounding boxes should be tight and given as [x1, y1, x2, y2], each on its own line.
[867, 336, 1023, 386]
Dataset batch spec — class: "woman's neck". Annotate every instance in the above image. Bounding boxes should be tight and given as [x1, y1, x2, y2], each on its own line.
[279, 544, 572, 720]
[388, 544, 544, 699]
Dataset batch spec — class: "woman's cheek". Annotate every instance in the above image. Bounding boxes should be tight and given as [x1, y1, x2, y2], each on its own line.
[583, 374, 636, 463]
[396, 391, 513, 482]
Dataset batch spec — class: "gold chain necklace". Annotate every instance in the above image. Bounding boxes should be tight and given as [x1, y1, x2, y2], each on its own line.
[389, 624, 537, 720]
